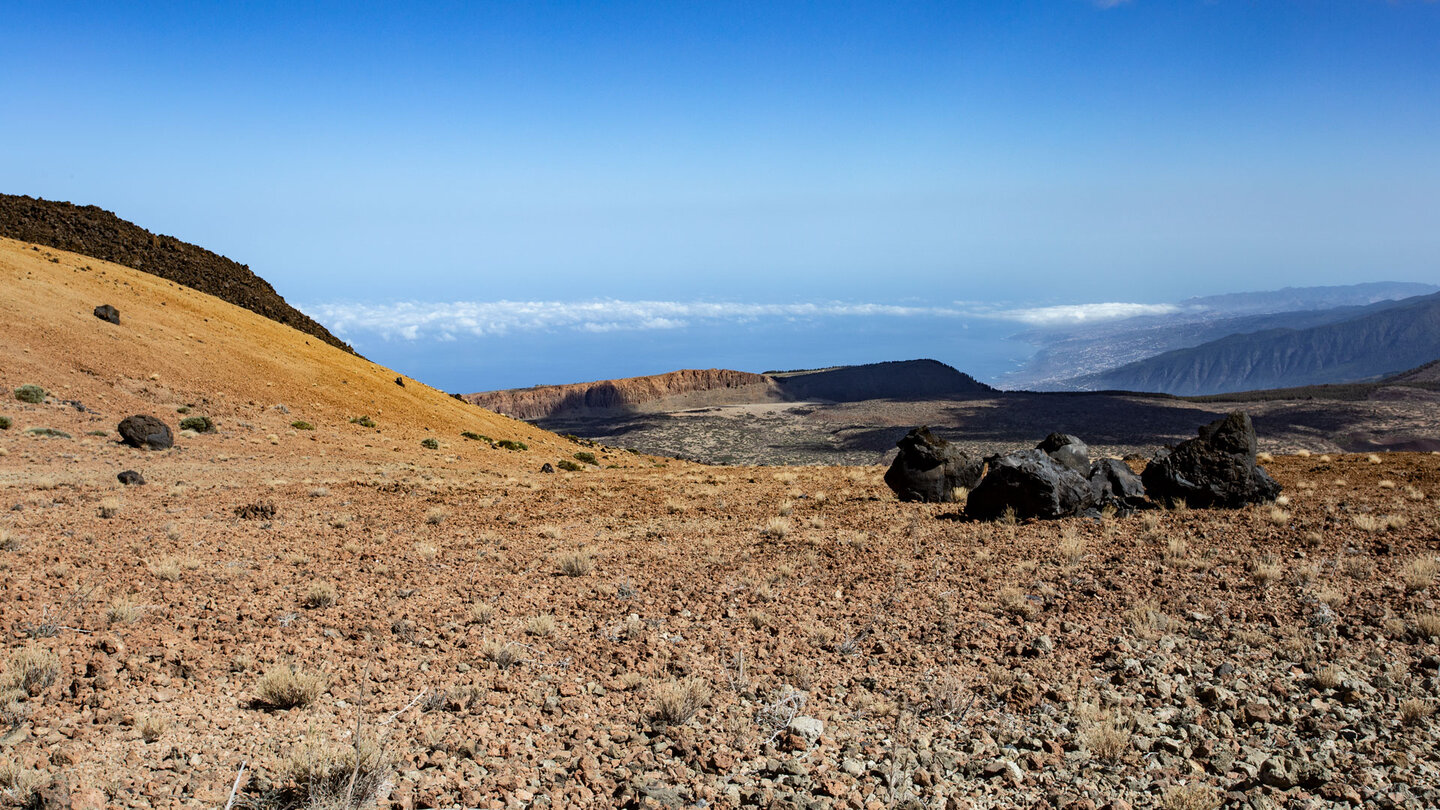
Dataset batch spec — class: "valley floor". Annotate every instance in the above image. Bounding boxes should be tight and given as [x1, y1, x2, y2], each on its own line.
[2, 423, 1440, 809]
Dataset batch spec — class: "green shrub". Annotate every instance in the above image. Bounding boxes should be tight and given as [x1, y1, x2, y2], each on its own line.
[176, 405, 191, 414]
[13, 385, 44, 404]
[0, 416, 10, 430]
[421, 438, 439, 450]
[24, 427, 69, 439]
[179, 415, 214, 433]
[291, 420, 315, 431]
[573, 451, 598, 465]
[496, 440, 528, 452]
[461, 431, 493, 443]
[557, 459, 583, 472]
[350, 415, 376, 428]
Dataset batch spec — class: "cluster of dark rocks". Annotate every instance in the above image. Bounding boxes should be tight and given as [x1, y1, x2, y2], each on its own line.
[885, 412, 1281, 519]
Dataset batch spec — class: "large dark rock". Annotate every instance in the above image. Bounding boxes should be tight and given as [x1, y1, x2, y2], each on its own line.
[884, 426, 985, 503]
[117, 415, 173, 450]
[966, 449, 1094, 520]
[93, 304, 120, 324]
[1089, 458, 1147, 512]
[1037, 432, 1090, 475]
[1141, 412, 1281, 508]
[117, 470, 145, 486]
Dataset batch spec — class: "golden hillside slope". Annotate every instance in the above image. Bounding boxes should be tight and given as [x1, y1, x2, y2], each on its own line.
[0, 236, 604, 483]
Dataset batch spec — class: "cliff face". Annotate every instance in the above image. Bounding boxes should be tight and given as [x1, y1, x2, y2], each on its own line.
[464, 368, 771, 420]
[466, 359, 995, 420]
[0, 194, 356, 355]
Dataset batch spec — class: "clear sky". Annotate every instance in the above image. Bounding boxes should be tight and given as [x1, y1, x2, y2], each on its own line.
[6, 1, 1439, 389]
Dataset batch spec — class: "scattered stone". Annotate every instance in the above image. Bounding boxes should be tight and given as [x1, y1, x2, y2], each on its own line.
[883, 426, 985, 503]
[117, 470, 145, 486]
[1037, 432, 1089, 475]
[787, 716, 824, 747]
[966, 449, 1093, 520]
[395, 376, 406, 387]
[1141, 412, 1281, 508]
[117, 414, 174, 450]
[93, 304, 120, 324]
[1088, 458, 1148, 512]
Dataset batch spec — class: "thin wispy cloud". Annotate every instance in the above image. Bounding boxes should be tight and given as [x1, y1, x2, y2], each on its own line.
[308, 298, 1176, 340]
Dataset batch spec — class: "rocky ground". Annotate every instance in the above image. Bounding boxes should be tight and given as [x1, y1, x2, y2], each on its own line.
[2, 410, 1439, 808]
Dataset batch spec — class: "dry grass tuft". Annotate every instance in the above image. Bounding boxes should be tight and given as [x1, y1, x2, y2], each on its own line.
[760, 517, 791, 539]
[1313, 665, 1344, 690]
[3, 646, 60, 697]
[148, 557, 184, 581]
[481, 640, 526, 669]
[276, 734, 389, 810]
[412, 543, 438, 562]
[468, 602, 495, 625]
[997, 587, 1038, 619]
[1250, 558, 1282, 587]
[1125, 601, 1170, 639]
[424, 507, 448, 525]
[138, 713, 168, 743]
[1079, 709, 1130, 763]
[1414, 612, 1440, 640]
[106, 596, 144, 625]
[1403, 557, 1438, 592]
[1159, 783, 1222, 810]
[1400, 698, 1435, 726]
[1265, 507, 1290, 526]
[525, 614, 557, 637]
[301, 581, 338, 609]
[1058, 527, 1086, 564]
[254, 665, 325, 709]
[557, 550, 594, 577]
[98, 496, 121, 519]
[648, 677, 713, 727]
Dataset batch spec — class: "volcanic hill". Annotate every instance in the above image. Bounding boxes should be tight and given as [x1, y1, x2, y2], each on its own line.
[465, 359, 993, 420]
[0, 193, 354, 355]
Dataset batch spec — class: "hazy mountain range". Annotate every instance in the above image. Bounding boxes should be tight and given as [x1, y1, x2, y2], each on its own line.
[1003, 282, 1440, 394]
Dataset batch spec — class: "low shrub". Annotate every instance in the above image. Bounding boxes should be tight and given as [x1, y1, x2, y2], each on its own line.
[349, 415, 377, 428]
[461, 431, 492, 443]
[13, 385, 44, 404]
[421, 438, 439, 449]
[178, 415, 214, 433]
[496, 439, 527, 451]
[291, 420, 315, 431]
[0, 417, 10, 430]
[556, 459, 583, 471]
[24, 427, 70, 439]
[573, 451, 598, 465]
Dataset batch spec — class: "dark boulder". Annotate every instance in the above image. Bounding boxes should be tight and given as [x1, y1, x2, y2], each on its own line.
[1037, 432, 1090, 475]
[1141, 412, 1281, 508]
[883, 426, 985, 503]
[1089, 458, 1147, 512]
[966, 449, 1094, 520]
[117, 470, 146, 486]
[117, 415, 173, 450]
[93, 304, 120, 324]
[395, 376, 406, 387]
[539, 463, 556, 474]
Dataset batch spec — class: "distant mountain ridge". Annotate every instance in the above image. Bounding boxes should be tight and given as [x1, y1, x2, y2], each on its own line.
[1066, 291, 1440, 395]
[466, 359, 993, 420]
[1003, 282, 1440, 390]
[0, 193, 355, 355]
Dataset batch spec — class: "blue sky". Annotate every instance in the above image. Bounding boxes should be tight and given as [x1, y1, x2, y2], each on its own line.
[5, 1, 1440, 389]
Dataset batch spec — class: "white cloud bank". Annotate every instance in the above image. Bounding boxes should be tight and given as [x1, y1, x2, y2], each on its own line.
[991, 302, 1181, 327]
[306, 298, 1178, 340]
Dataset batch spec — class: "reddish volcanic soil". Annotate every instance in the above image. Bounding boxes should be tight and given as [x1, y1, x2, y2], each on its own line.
[2, 238, 1440, 809]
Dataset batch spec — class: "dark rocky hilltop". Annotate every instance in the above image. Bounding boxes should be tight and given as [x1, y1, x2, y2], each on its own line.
[0, 193, 355, 355]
